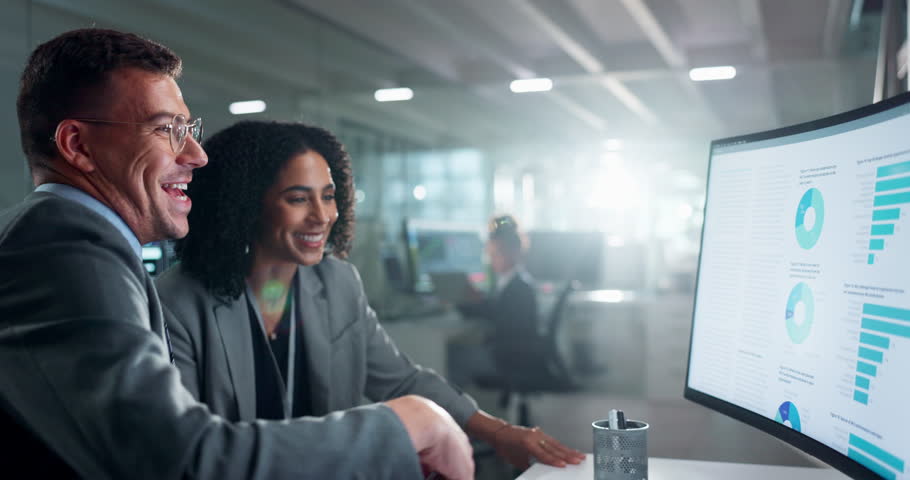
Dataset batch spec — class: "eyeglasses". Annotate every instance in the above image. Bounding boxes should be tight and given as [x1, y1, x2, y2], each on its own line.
[68, 114, 203, 154]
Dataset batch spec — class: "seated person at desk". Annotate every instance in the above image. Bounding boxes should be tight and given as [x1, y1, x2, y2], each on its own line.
[156, 120, 585, 470]
[457, 215, 541, 360]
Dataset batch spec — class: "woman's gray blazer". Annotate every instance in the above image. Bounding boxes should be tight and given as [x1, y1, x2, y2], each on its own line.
[155, 256, 478, 426]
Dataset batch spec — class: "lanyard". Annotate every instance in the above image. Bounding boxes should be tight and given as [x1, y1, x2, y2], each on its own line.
[245, 282, 297, 419]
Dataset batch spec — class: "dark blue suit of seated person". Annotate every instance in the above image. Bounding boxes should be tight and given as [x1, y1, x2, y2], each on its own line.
[458, 215, 543, 364]
[0, 28, 478, 480]
[155, 121, 586, 471]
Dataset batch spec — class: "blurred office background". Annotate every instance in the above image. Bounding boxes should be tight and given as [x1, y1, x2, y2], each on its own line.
[0, 0, 905, 477]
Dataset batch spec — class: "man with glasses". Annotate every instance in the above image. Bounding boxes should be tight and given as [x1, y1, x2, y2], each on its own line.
[0, 28, 472, 479]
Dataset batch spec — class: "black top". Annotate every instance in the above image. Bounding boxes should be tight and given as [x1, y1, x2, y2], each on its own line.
[247, 291, 312, 420]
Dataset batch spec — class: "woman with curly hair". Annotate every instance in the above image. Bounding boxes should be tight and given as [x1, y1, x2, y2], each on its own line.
[155, 120, 584, 471]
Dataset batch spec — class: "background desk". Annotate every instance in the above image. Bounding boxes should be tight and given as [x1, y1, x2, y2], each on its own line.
[517, 455, 850, 479]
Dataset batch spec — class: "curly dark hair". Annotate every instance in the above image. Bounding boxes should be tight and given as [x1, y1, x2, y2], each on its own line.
[176, 120, 355, 299]
[17, 28, 181, 172]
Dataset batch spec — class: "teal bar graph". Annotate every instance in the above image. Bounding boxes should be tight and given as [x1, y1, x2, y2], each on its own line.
[874, 191, 910, 207]
[858, 346, 884, 363]
[855, 375, 870, 389]
[871, 224, 895, 235]
[849, 434, 905, 473]
[875, 176, 910, 192]
[860, 332, 890, 348]
[849, 449, 897, 480]
[868, 254, 875, 265]
[877, 160, 910, 178]
[854, 390, 869, 404]
[863, 303, 910, 321]
[856, 360, 877, 376]
[870, 239, 885, 250]
[873, 208, 901, 221]
[862, 318, 910, 338]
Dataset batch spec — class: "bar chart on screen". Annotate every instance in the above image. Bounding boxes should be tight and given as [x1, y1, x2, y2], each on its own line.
[846, 433, 906, 480]
[867, 160, 910, 265]
[851, 303, 909, 407]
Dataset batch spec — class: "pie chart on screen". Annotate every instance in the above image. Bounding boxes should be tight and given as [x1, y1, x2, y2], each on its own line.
[775, 401, 802, 432]
[795, 188, 825, 249]
[785, 282, 814, 344]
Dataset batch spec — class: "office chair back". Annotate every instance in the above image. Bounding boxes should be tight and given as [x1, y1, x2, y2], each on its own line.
[543, 280, 579, 378]
[475, 279, 581, 427]
[492, 279, 578, 389]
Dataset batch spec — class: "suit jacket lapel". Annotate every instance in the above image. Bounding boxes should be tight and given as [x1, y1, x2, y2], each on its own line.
[213, 297, 257, 420]
[145, 273, 164, 337]
[296, 265, 331, 415]
[144, 275, 176, 364]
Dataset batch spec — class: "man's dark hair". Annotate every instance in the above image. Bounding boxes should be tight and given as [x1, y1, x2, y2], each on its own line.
[17, 28, 182, 172]
[176, 121, 356, 299]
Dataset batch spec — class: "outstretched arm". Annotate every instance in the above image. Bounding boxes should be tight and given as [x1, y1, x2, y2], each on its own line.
[465, 410, 585, 469]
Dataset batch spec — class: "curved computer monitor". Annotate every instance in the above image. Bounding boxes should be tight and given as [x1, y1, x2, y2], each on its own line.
[686, 92, 910, 480]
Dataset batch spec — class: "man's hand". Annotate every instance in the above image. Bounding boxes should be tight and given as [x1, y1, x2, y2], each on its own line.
[386, 395, 474, 480]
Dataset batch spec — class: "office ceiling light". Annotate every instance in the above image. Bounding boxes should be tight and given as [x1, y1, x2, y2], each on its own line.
[510, 77, 553, 93]
[374, 87, 413, 102]
[688, 66, 736, 81]
[229, 100, 266, 115]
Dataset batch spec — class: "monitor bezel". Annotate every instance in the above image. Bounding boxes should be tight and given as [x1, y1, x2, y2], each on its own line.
[685, 90, 910, 480]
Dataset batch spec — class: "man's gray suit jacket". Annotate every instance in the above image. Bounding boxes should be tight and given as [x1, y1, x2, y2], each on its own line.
[0, 192, 422, 479]
[155, 257, 478, 425]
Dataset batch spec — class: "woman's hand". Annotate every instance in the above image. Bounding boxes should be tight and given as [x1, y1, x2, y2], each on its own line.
[491, 424, 585, 470]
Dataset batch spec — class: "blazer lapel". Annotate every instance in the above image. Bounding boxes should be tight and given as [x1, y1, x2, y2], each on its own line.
[144, 274, 164, 337]
[213, 297, 257, 420]
[144, 275, 175, 364]
[296, 266, 331, 415]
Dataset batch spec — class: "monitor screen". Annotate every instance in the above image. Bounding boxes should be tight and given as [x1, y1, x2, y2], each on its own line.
[142, 241, 174, 277]
[142, 243, 164, 275]
[686, 93, 910, 480]
[403, 219, 486, 293]
[525, 230, 604, 288]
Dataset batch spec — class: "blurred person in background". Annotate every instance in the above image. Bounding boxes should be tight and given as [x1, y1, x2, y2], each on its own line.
[458, 215, 541, 360]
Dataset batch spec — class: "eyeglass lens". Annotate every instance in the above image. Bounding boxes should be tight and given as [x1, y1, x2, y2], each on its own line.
[169, 115, 203, 153]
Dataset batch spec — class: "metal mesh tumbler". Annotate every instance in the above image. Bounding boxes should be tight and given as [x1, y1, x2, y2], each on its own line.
[592, 419, 649, 480]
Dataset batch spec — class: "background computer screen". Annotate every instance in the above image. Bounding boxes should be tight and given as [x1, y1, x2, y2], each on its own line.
[686, 93, 910, 480]
[403, 219, 486, 293]
[141, 241, 175, 276]
[524, 230, 604, 288]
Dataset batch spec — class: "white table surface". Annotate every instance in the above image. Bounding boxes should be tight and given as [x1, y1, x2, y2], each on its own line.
[516, 454, 851, 479]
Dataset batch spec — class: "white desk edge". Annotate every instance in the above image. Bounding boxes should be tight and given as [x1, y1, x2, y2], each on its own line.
[516, 454, 851, 479]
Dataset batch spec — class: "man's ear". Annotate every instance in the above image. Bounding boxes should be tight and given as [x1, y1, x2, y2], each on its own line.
[54, 120, 96, 174]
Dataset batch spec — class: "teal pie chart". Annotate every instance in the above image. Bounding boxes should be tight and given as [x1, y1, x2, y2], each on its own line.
[785, 282, 814, 344]
[775, 401, 802, 431]
[795, 188, 825, 249]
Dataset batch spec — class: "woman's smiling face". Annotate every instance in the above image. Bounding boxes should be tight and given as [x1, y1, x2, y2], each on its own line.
[255, 150, 338, 266]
